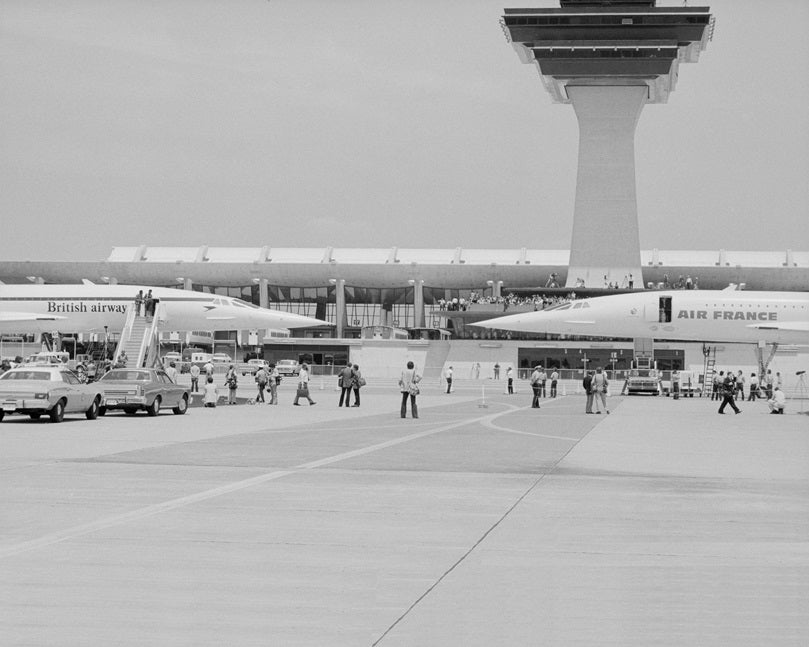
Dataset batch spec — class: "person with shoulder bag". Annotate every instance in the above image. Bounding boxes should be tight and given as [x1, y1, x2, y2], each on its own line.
[225, 365, 238, 405]
[399, 361, 421, 419]
[592, 366, 609, 414]
[338, 361, 354, 408]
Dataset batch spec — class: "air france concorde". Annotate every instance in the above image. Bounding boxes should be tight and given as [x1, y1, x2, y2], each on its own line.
[474, 290, 809, 345]
[0, 283, 330, 334]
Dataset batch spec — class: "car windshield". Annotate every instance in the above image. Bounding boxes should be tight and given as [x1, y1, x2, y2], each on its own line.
[101, 370, 151, 381]
[278, 360, 296, 365]
[1, 370, 52, 381]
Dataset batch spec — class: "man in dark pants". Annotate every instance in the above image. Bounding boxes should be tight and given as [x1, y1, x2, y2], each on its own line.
[718, 373, 741, 414]
[530, 365, 542, 408]
[338, 362, 354, 407]
[583, 370, 594, 414]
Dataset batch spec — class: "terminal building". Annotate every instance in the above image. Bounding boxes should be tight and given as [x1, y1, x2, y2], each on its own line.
[0, 245, 806, 383]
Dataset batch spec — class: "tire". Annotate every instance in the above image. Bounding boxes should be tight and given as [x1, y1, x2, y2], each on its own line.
[98, 406, 107, 416]
[147, 396, 161, 417]
[49, 399, 65, 423]
[172, 394, 188, 415]
[30, 413, 42, 420]
[85, 397, 100, 420]
[0, 411, 3, 422]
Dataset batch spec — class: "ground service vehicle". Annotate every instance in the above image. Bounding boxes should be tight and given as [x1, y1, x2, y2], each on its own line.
[0, 366, 103, 422]
[96, 368, 189, 416]
[625, 358, 661, 395]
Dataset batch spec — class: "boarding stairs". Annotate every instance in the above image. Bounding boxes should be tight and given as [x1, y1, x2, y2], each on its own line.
[112, 304, 162, 368]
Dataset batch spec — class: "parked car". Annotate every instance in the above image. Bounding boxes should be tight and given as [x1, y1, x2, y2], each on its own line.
[0, 366, 103, 422]
[211, 353, 232, 364]
[96, 368, 190, 416]
[275, 359, 300, 377]
[240, 358, 269, 376]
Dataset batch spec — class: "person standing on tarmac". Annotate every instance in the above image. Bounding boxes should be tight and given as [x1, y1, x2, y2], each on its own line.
[445, 366, 453, 394]
[506, 366, 513, 395]
[165, 361, 178, 384]
[550, 368, 560, 398]
[399, 361, 421, 419]
[583, 370, 595, 414]
[254, 365, 268, 403]
[591, 367, 609, 414]
[338, 361, 354, 407]
[266, 363, 279, 405]
[189, 363, 200, 393]
[530, 365, 542, 408]
[351, 364, 363, 407]
[293, 363, 316, 406]
[718, 372, 741, 414]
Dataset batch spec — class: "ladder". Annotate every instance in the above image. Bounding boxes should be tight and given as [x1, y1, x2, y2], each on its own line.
[702, 346, 716, 398]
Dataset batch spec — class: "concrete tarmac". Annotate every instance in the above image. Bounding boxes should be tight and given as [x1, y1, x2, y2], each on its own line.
[1, 379, 807, 646]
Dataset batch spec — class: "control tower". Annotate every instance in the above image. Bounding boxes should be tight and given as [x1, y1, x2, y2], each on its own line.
[501, 1, 713, 288]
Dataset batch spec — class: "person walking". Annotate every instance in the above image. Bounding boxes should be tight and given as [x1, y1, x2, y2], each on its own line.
[591, 367, 609, 414]
[583, 370, 595, 414]
[550, 369, 559, 398]
[445, 365, 453, 394]
[254, 365, 268, 403]
[144, 290, 154, 318]
[718, 372, 741, 414]
[225, 365, 238, 404]
[399, 361, 421, 419]
[351, 363, 363, 406]
[529, 365, 542, 408]
[293, 363, 316, 406]
[189, 363, 200, 393]
[203, 376, 218, 408]
[267, 363, 279, 405]
[338, 361, 354, 407]
[506, 366, 513, 394]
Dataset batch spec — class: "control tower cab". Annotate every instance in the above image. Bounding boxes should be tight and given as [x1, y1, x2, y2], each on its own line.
[501, 1, 714, 289]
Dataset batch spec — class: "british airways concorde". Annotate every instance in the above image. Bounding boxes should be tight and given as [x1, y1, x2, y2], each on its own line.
[474, 290, 809, 345]
[0, 283, 330, 334]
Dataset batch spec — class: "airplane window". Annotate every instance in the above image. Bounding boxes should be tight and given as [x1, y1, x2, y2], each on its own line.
[582, 302, 590, 308]
[572, 303, 582, 309]
[234, 298, 260, 309]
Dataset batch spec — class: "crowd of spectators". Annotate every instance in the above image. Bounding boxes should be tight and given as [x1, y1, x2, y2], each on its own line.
[436, 291, 578, 312]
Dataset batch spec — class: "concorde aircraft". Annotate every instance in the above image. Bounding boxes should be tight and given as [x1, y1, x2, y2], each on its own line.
[0, 283, 330, 334]
[473, 290, 809, 345]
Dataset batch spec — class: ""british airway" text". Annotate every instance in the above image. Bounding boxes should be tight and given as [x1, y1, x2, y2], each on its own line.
[47, 301, 127, 314]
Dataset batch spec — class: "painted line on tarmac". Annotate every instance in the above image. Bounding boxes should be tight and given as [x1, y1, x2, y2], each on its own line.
[0, 406, 520, 559]
[482, 419, 580, 442]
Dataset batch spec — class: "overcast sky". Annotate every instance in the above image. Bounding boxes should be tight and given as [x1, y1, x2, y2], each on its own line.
[1, 0, 807, 262]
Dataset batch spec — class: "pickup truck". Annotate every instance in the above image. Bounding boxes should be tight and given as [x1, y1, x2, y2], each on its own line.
[240, 359, 269, 376]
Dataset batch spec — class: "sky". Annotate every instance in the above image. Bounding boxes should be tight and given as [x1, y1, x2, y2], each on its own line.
[1, 0, 808, 262]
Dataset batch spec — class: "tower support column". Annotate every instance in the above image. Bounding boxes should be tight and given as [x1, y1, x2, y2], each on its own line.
[566, 85, 646, 288]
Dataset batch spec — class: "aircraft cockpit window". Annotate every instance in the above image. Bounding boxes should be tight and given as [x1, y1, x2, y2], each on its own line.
[234, 298, 260, 309]
[572, 303, 582, 309]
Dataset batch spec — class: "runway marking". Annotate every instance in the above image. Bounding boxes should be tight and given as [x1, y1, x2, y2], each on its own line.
[482, 418, 580, 442]
[0, 407, 522, 559]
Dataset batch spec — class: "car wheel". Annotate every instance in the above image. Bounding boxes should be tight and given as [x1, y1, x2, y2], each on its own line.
[85, 397, 100, 420]
[49, 399, 65, 423]
[172, 394, 188, 415]
[30, 413, 42, 420]
[147, 396, 161, 417]
[98, 406, 107, 416]
[0, 411, 4, 422]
